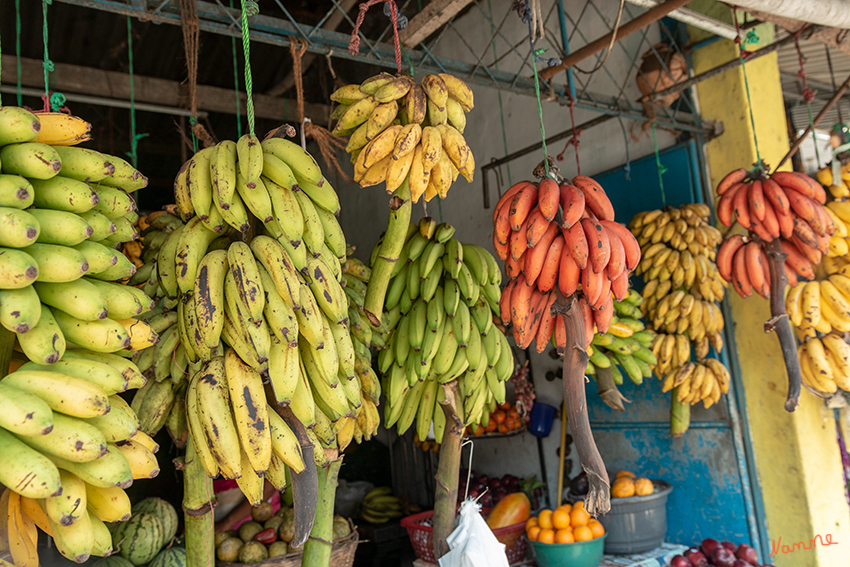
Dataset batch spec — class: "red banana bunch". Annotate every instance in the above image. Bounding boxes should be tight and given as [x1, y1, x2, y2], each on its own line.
[716, 169, 834, 297]
[493, 176, 640, 352]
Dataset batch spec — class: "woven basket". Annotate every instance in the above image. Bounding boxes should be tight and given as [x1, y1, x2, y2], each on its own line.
[216, 519, 359, 567]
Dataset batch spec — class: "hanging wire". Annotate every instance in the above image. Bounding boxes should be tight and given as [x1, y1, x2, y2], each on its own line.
[794, 37, 820, 165]
[652, 123, 667, 206]
[15, 0, 22, 105]
[825, 45, 845, 135]
[732, 9, 764, 173]
[240, 0, 258, 136]
[488, 0, 512, 187]
[230, 0, 242, 137]
[617, 116, 631, 181]
[42, 0, 53, 106]
[573, 0, 625, 75]
[126, 17, 148, 168]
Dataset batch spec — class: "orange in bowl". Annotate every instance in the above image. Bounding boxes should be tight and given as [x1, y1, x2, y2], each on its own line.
[573, 525, 594, 542]
[525, 517, 538, 531]
[569, 506, 591, 527]
[551, 508, 571, 530]
[588, 520, 605, 539]
[537, 509, 553, 529]
[527, 526, 541, 541]
[537, 528, 555, 544]
[554, 529, 575, 544]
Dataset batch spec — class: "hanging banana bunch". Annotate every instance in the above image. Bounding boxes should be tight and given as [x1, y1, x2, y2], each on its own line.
[0, 105, 162, 564]
[330, 73, 475, 203]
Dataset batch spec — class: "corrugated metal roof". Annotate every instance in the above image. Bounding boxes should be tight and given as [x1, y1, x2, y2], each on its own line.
[776, 28, 850, 131]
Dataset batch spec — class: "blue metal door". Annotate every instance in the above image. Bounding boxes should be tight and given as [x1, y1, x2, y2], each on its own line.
[588, 140, 770, 560]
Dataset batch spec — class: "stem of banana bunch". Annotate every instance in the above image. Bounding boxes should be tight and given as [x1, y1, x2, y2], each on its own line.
[266, 396, 319, 548]
[432, 381, 464, 560]
[364, 179, 413, 326]
[301, 459, 342, 567]
[552, 293, 610, 516]
[670, 390, 690, 437]
[595, 365, 628, 412]
[182, 438, 216, 567]
[764, 237, 802, 412]
[0, 327, 14, 379]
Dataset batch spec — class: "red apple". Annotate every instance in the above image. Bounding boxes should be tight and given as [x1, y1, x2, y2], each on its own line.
[736, 544, 759, 564]
[671, 555, 691, 567]
[732, 561, 753, 567]
[722, 541, 738, 553]
[711, 547, 737, 567]
[701, 538, 720, 557]
[684, 548, 708, 567]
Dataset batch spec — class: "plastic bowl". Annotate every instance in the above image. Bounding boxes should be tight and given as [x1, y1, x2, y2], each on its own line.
[529, 533, 607, 567]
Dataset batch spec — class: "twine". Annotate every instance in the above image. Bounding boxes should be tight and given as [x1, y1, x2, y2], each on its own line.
[349, 0, 404, 73]
[179, 0, 214, 148]
[127, 17, 149, 168]
[652, 123, 668, 207]
[290, 39, 351, 182]
[240, 0, 257, 135]
[230, 0, 242, 137]
[732, 8, 764, 172]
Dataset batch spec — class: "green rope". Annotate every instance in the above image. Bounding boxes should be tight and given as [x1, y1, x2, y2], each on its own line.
[240, 0, 258, 136]
[42, 0, 53, 105]
[488, 0, 511, 186]
[401, 45, 414, 78]
[739, 29, 763, 171]
[190, 117, 199, 154]
[652, 123, 668, 207]
[15, 0, 22, 105]
[1, 12, 3, 106]
[531, 48, 549, 176]
[230, 0, 242, 137]
[126, 17, 148, 168]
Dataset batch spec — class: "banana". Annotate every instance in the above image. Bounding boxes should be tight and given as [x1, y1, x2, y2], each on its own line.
[262, 138, 324, 186]
[45, 443, 132, 489]
[62, 349, 145, 389]
[0, 106, 41, 145]
[84, 482, 131, 523]
[48, 506, 93, 563]
[3, 368, 111, 418]
[175, 216, 221, 294]
[0, 427, 62, 498]
[1, 142, 63, 179]
[78, 210, 116, 242]
[45, 469, 87, 526]
[194, 356, 242, 478]
[19, 358, 126, 396]
[224, 348, 272, 473]
[0, 381, 55, 436]
[185, 372, 220, 478]
[113, 438, 160, 479]
[131, 378, 175, 436]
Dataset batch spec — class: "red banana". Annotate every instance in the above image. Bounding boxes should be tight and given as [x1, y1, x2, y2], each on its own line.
[563, 222, 589, 270]
[573, 176, 615, 221]
[581, 218, 611, 274]
[537, 178, 560, 222]
[599, 220, 640, 271]
[717, 168, 747, 195]
[559, 184, 586, 229]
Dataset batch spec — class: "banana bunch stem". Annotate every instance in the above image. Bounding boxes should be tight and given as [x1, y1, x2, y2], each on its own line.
[0, 327, 13, 380]
[670, 390, 690, 437]
[301, 460, 342, 567]
[553, 293, 610, 517]
[364, 179, 412, 325]
[432, 382, 464, 560]
[183, 439, 215, 567]
[595, 366, 628, 412]
[765, 238, 802, 411]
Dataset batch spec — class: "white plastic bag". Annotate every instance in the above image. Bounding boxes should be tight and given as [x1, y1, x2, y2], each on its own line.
[437, 499, 510, 567]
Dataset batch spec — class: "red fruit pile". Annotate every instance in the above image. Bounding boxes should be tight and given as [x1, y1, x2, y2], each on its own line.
[492, 176, 640, 352]
[716, 169, 834, 297]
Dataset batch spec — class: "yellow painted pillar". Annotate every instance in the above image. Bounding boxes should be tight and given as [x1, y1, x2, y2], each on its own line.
[689, 8, 850, 567]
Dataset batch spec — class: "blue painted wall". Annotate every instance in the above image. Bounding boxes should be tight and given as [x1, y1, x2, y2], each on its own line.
[586, 143, 759, 547]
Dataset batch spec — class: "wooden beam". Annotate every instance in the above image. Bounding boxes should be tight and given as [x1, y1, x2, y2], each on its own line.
[539, 0, 695, 81]
[398, 0, 475, 48]
[267, 0, 358, 97]
[745, 9, 850, 59]
[0, 55, 330, 123]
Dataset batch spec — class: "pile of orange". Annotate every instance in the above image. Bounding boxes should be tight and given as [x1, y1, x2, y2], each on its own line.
[524, 501, 605, 545]
[467, 402, 526, 435]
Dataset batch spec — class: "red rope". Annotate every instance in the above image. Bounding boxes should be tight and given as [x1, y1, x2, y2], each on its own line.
[794, 37, 816, 104]
[559, 92, 581, 175]
[349, 0, 403, 73]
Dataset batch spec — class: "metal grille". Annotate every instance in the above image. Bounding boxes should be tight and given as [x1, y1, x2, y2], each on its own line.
[53, 0, 705, 132]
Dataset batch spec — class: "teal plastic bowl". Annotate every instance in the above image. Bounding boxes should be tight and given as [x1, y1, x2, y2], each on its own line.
[529, 533, 607, 567]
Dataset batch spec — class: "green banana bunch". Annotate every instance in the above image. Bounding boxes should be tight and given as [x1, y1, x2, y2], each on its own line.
[358, 487, 405, 524]
[585, 290, 656, 386]
[369, 220, 512, 443]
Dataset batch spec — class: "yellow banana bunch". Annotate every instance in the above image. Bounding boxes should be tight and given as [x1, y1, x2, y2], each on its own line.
[630, 204, 730, 433]
[785, 275, 850, 339]
[817, 164, 850, 200]
[330, 72, 475, 202]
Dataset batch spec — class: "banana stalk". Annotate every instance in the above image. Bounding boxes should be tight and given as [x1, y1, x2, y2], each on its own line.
[301, 459, 342, 567]
[364, 179, 412, 325]
[0, 327, 13, 380]
[765, 238, 802, 412]
[595, 365, 628, 412]
[183, 438, 215, 567]
[552, 293, 610, 516]
[670, 389, 690, 437]
[432, 382, 464, 560]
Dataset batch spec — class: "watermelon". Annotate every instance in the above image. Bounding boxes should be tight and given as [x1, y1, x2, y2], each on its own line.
[93, 557, 134, 567]
[134, 497, 178, 545]
[149, 547, 186, 567]
[113, 510, 164, 565]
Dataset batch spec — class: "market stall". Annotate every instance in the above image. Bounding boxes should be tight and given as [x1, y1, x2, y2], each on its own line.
[1, 1, 850, 567]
